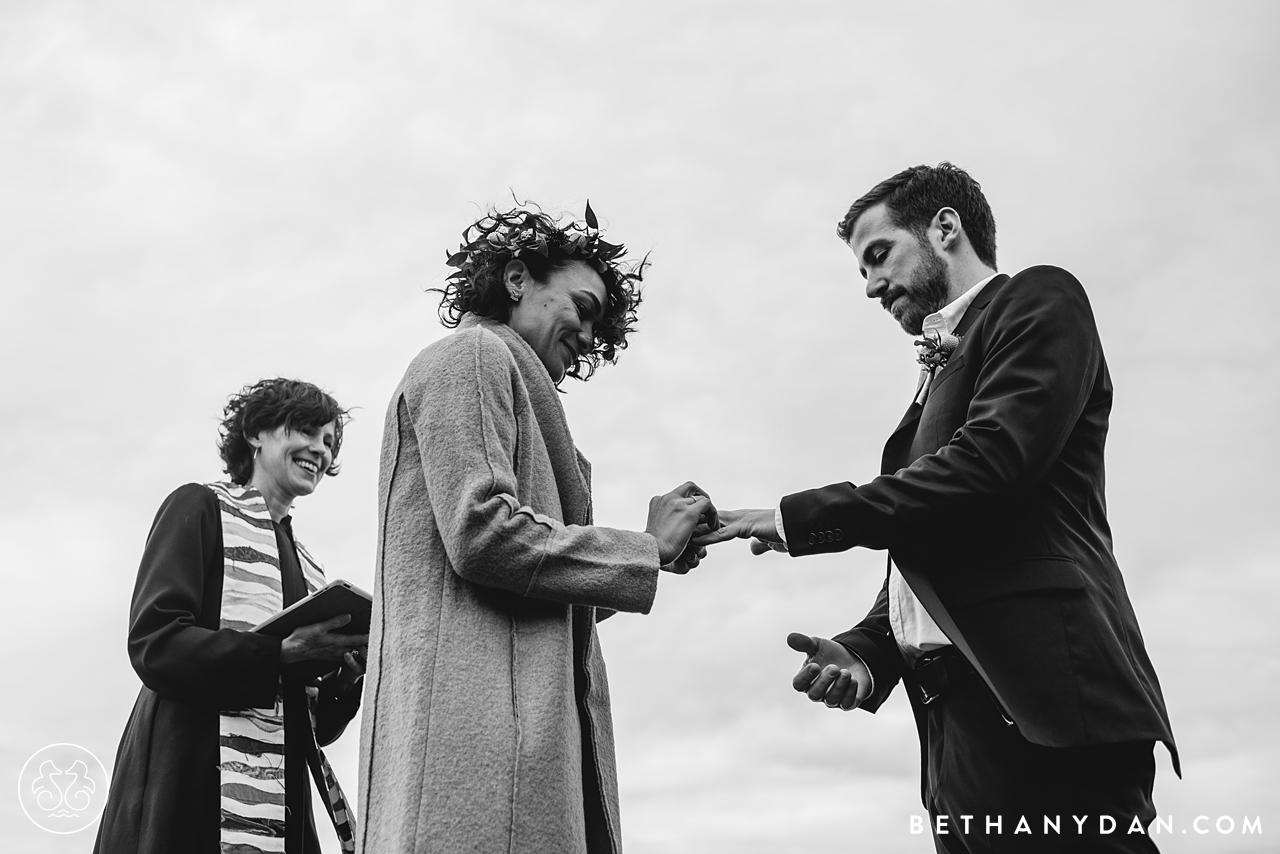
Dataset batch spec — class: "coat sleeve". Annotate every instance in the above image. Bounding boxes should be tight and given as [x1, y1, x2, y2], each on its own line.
[127, 484, 283, 709]
[832, 577, 902, 712]
[406, 330, 661, 613]
[781, 267, 1103, 555]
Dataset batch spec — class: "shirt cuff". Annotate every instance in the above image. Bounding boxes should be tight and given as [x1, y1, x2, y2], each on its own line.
[774, 505, 788, 546]
[834, 641, 876, 697]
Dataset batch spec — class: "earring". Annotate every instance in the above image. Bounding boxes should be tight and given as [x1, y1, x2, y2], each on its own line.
[253, 446, 260, 460]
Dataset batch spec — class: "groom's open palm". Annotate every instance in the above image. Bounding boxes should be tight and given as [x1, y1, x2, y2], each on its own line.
[788, 632, 872, 711]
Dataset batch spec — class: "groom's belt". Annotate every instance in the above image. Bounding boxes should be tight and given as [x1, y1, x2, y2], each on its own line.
[912, 646, 974, 705]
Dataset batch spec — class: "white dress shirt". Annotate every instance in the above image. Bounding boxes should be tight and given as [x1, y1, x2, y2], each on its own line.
[776, 273, 999, 672]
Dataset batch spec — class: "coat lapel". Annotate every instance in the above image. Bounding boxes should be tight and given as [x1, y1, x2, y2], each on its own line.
[880, 274, 1009, 475]
[885, 273, 1016, 719]
[881, 402, 923, 475]
[951, 273, 1008, 339]
[471, 318, 593, 527]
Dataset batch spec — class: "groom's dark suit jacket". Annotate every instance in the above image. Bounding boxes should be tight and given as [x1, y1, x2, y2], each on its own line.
[780, 266, 1177, 772]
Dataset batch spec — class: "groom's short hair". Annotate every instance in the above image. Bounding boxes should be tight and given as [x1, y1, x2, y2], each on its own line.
[837, 162, 998, 269]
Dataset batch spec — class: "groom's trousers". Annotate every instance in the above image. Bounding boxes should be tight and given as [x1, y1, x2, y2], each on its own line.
[908, 653, 1160, 854]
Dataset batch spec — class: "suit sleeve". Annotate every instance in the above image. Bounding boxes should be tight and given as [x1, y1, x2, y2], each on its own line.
[782, 268, 1102, 555]
[832, 577, 902, 712]
[127, 484, 282, 709]
[408, 331, 661, 613]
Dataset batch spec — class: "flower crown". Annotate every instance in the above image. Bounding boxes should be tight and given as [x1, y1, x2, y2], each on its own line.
[444, 201, 628, 284]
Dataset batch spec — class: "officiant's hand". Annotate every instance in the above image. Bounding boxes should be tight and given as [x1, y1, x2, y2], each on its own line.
[327, 648, 366, 693]
[280, 613, 368, 667]
[788, 633, 872, 711]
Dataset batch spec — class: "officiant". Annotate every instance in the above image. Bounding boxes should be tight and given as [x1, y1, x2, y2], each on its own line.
[95, 378, 367, 854]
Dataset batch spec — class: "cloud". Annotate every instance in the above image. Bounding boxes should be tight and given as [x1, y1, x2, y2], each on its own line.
[2, 2, 1277, 851]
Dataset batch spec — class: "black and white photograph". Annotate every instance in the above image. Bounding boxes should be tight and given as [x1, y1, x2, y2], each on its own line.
[2, 2, 1276, 852]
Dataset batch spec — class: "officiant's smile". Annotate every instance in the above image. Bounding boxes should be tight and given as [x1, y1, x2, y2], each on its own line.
[248, 420, 338, 515]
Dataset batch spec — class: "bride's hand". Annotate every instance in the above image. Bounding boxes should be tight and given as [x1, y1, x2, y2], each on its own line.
[645, 481, 717, 568]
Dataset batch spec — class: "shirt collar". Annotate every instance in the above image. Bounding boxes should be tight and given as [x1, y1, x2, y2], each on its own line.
[921, 272, 1000, 339]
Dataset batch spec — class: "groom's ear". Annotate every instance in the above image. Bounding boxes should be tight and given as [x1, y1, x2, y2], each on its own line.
[931, 207, 964, 253]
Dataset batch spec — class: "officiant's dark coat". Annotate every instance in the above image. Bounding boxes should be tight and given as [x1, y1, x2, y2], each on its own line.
[93, 485, 361, 854]
[780, 266, 1177, 772]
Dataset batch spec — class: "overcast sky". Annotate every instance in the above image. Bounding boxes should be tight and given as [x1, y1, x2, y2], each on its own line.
[2, 2, 1278, 852]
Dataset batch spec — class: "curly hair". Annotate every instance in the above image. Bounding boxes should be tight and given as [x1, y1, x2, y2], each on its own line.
[217, 378, 350, 486]
[431, 201, 646, 381]
[836, 162, 998, 270]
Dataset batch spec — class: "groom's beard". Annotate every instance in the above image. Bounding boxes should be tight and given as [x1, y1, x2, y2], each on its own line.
[891, 240, 951, 335]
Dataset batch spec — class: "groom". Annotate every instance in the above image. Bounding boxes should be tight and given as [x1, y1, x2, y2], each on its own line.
[702, 163, 1177, 852]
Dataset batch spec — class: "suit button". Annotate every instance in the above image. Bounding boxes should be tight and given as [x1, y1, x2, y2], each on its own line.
[807, 533, 816, 545]
[815, 532, 825, 544]
[834, 529, 843, 541]
[825, 530, 834, 542]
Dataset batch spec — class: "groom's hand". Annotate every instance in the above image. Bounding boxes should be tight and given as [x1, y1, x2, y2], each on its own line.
[691, 508, 783, 551]
[749, 538, 789, 556]
[788, 632, 872, 711]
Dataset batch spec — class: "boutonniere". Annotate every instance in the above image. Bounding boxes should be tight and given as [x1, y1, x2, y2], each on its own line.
[916, 331, 961, 372]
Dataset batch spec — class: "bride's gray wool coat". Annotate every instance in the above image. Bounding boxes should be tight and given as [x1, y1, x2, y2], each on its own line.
[359, 315, 661, 854]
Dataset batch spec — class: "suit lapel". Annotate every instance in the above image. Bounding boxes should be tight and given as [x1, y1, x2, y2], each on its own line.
[879, 401, 996, 696]
[886, 274, 1015, 718]
[951, 273, 1008, 339]
[880, 274, 1008, 475]
[881, 402, 922, 475]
